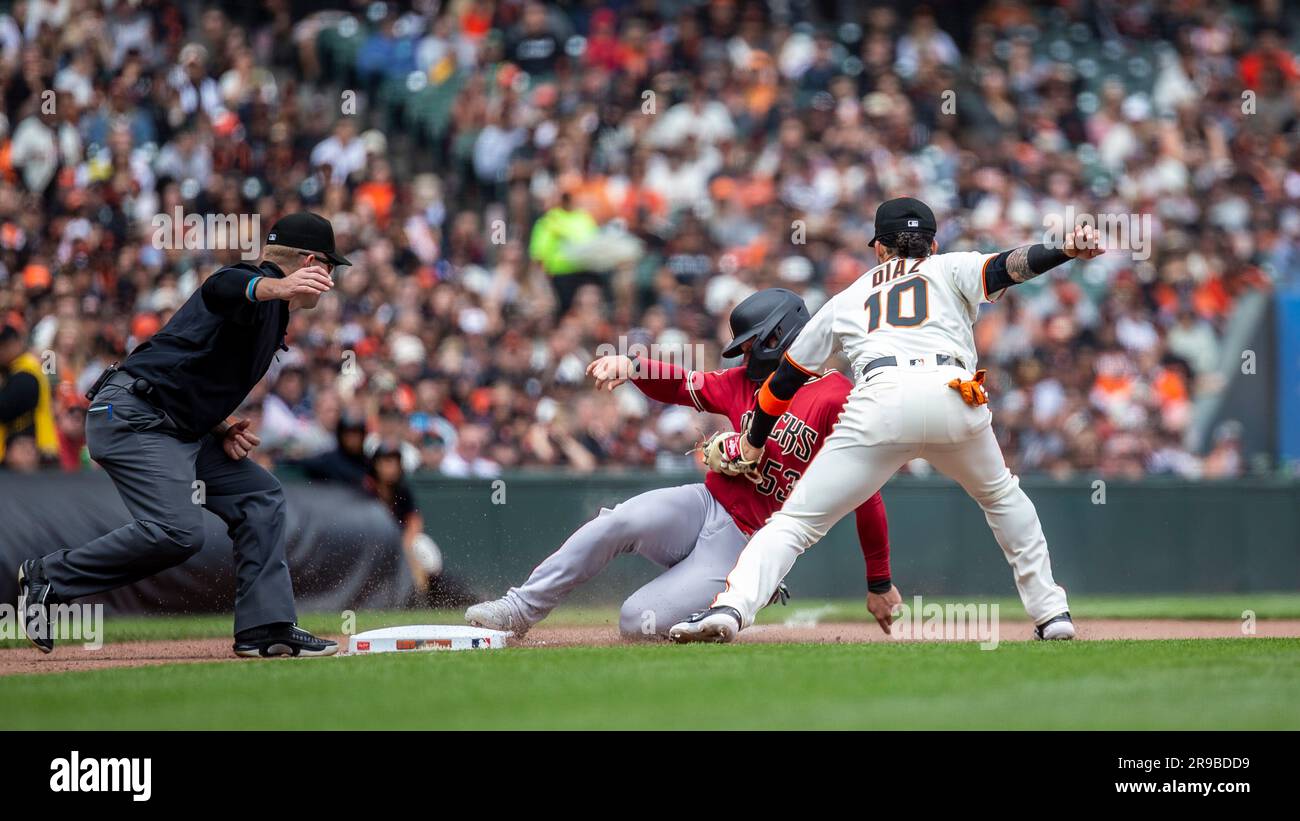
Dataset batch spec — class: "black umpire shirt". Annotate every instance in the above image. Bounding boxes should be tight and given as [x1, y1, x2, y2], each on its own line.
[122, 260, 290, 440]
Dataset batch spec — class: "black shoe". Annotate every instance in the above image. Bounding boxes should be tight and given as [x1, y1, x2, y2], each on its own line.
[1034, 611, 1076, 640]
[233, 623, 339, 658]
[17, 559, 55, 654]
[668, 606, 743, 644]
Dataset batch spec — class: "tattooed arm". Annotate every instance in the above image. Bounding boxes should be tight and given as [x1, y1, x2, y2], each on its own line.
[983, 224, 1104, 298]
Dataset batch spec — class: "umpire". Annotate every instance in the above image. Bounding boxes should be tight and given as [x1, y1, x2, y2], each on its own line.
[17, 212, 347, 657]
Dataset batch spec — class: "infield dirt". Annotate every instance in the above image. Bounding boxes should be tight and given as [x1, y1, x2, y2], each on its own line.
[2, 618, 1298, 676]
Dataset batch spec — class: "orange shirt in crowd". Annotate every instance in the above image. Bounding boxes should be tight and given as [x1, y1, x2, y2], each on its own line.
[1192, 276, 1231, 319]
[355, 181, 396, 229]
[1152, 367, 1188, 406]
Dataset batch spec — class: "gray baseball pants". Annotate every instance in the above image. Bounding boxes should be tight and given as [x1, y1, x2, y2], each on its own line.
[39, 375, 297, 634]
[503, 483, 748, 639]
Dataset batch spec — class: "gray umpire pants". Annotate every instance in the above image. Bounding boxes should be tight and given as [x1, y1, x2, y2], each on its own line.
[504, 483, 748, 639]
[40, 375, 297, 634]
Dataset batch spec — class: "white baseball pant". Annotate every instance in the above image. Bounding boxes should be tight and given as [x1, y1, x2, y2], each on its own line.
[506, 483, 748, 638]
[713, 362, 1070, 627]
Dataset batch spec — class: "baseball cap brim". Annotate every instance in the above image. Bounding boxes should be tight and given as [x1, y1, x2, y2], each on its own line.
[266, 211, 352, 267]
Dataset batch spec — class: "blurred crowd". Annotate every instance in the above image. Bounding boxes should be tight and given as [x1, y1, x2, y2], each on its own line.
[0, 0, 1297, 480]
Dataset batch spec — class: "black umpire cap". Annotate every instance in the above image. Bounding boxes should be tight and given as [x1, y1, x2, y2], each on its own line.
[868, 197, 937, 246]
[266, 212, 352, 267]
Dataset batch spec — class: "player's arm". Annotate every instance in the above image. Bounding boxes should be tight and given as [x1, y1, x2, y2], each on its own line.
[807, 379, 892, 588]
[810, 380, 900, 632]
[588, 354, 734, 414]
[588, 354, 685, 402]
[855, 492, 902, 634]
[982, 224, 1104, 299]
[741, 301, 836, 457]
[855, 493, 892, 592]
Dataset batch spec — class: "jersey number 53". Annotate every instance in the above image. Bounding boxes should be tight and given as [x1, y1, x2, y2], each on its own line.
[754, 458, 802, 502]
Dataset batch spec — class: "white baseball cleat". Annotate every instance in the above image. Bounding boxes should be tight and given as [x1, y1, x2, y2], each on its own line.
[464, 599, 529, 637]
[1034, 611, 1075, 640]
[668, 606, 742, 644]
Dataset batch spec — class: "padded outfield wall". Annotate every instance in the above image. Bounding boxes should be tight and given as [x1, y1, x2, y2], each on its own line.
[0, 471, 1295, 613]
[410, 472, 1300, 603]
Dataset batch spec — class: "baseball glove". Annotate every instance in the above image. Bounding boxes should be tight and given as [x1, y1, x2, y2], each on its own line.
[699, 430, 761, 479]
[766, 581, 791, 608]
[947, 369, 989, 406]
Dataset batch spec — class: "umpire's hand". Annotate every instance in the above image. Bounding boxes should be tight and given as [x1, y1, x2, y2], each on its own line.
[259, 264, 333, 301]
[222, 418, 261, 461]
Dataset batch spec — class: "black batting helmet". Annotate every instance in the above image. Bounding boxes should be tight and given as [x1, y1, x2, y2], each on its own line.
[722, 288, 811, 382]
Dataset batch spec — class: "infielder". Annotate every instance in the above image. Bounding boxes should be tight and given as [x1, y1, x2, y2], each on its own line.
[669, 198, 1104, 643]
[465, 289, 898, 639]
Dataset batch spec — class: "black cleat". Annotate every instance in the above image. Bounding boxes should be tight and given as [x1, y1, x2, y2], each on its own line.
[1034, 611, 1076, 640]
[668, 606, 743, 644]
[17, 559, 55, 653]
[233, 623, 339, 658]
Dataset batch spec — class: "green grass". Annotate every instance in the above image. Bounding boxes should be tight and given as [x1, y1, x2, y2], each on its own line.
[3, 592, 1294, 648]
[761, 593, 1300, 623]
[2, 638, 1297, 729]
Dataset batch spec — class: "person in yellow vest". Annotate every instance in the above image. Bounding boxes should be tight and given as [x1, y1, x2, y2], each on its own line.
[0, 321, 58, 467]
[528, 190, 603, 316]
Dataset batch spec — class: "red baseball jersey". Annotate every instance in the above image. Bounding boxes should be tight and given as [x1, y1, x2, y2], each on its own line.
[632, 359, 890, 582]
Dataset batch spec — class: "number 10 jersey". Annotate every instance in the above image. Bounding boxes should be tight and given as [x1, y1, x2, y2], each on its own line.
[785, 251, 999, 379]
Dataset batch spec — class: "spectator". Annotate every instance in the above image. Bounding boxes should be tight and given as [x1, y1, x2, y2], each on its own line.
[310, 119, 367, 186]
[54, 389, 88, 472]
[297, 412, 369, 487]
[440, 423, 500, 478]
[505, 2, 562, 78]
[3, 431, 40, 472]
[365, 439, 429, 590]
[0, 321, 56, 468]
[0, 0, 1293, 481]
[528, 190, 602, 315]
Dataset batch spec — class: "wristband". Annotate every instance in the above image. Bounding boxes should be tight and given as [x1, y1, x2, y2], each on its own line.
[867, 578, 893, 594]
[246, 276, 262, 302]
[1027, 244, 1071, 273]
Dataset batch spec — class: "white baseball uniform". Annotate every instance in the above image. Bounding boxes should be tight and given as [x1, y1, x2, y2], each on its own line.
[712, 251, 1071, 626]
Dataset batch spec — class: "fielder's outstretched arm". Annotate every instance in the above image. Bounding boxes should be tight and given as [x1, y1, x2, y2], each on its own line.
[983, 224, 1105, 298]
[981, 244, 1072, 298]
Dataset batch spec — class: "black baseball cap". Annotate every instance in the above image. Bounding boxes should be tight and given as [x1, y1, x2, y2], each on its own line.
[868, 197, 937, 246]
[266, 212, 351, 267]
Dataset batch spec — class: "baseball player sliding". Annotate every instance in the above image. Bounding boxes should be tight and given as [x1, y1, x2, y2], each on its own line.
[465, 289, 899, 639]
[670, 198, 1105, 644]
